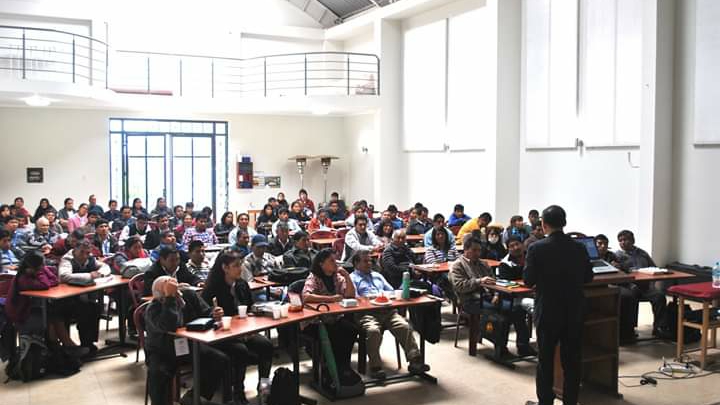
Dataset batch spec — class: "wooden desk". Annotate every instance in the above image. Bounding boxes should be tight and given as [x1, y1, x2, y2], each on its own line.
[249, 275, 281, 291]
[630, 269, 695, 283]
[177, 295, 440, 405]
[21, 275, 132, 355]
[406, 235, 423, 243]
[410, 259, 500, 277]
[310, 238, 336, 249]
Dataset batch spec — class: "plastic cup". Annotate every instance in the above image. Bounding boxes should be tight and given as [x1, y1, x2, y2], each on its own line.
[384, 290, 394, 299]
[395, 290, 403, 300]
[280, 304, 289, 318]
[222, 316, 232, 331]
[272, 306, 281, 320]
[237, 305, 248, 318]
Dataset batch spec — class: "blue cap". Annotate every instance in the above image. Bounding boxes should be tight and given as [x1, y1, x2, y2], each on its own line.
[251, 234, 269, 247]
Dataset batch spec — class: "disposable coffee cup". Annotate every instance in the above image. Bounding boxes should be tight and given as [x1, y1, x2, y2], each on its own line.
[237, 305, 248, 318]
[222, 316, 232, 331]
[272, 306, 281, 320]
[280, 304, 289, 318]
[395, 290, 403, 300]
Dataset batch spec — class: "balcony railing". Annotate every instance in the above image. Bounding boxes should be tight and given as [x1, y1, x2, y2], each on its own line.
[0, 25, 380, 97]
[0, 25, 108, 87]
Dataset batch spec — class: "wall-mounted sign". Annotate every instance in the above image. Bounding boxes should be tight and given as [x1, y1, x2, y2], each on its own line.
[27, 167, 44, 183]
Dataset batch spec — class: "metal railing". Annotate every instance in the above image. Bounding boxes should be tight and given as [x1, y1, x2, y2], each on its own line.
[0, 25, 108, 87]
[0, 25, 381, 98]
[110, 50, 380, 97]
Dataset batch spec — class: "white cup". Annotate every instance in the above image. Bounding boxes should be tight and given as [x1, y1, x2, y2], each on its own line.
[222, 316, 232, 331]
[383, 290, 394, 299]
[395, 290, 403, 300]
[280, 304, 289, 318]
[272, 306, 281, 320]
[237, 305, 248, 318]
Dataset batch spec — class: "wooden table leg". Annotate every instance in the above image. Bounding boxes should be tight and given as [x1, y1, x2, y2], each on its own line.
[676, 297, 685, 361]
[701, 301, 710, 369]
[712, 299, 718, 349]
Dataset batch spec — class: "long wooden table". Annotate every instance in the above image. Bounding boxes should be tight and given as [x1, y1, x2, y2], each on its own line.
[20, 275, 132, 356]
[175, 295, 441, 405]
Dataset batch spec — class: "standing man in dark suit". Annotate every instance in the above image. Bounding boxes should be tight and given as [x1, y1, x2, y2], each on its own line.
[524, 205, 593, 405]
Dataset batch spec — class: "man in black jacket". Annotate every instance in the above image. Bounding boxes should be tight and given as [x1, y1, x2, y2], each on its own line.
[282, 231, 317, 268]
[380, 229, 418, 288]
[524, 205, 593, 405]
[144, 214, 171, 250]
[145, 275, 223, 405]
[268, 223, 292, 257]
[143, 245, 202, 296]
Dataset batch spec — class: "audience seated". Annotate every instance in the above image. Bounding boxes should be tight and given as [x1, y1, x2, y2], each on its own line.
[103, 199, 121, 222]
[201, 251, 274, 404]
[302, 249, 358, 378]
[229, 229, 251, 256]
[144, 275, 224, 405]
[502, 215, 530, 244]
[51, 229, 84, 260]
[111, 205, 134, 233]
[255, 204, 277, 236]
[346, 205, 368, 228]
[185, 240, 209, 280]
[342, 215, 383, 262]
[386, 205, 404, 229]
[0, 229, 20, 272]
[131, 198, 149, 217]
[149, 197, 172, 219]
[45, 210, 63, 235]
[13, 197, 31, 222]
[174, 213, 194, 242]
[67, 203, 89, 233]
[282, 231, 317, 268]
[375, 219, 395, 244]
[307, 209, 332, 232]
[120, 213, 151, 246]
[271, 208, 301, 236]
[110, 236, 150, 274]
[91, 219, 119, 257]
[229, 213, 257, 245]
[58, 241, 111, 354]
[87, 194, 104, 215]
[614, 230, 667, 337]
[169, 205, 185, 229]
[406, 207, 432, 236]
[276, 192, 289, 210]
[424, 227, 460, 264]
[326, 200, 346, 223]
[242, 234, 279, 282]
[456, 212, 492, 242]
[143, 245, 202, 296]
[181, 213, 218, 250]
[57, 198, 76, 231]
[523, 221, 544, 250]
[449, 236, 534, 357]
[298, 189, 315, 214]
[483, 227, 507, 261]
[349, 250, 430, 379]
[20, 217, 58, 257]
[150, 231, 186, 263]
[78, 210, 101, 234]
[423, 213, 456, 247]
[32, 198, 55, 224]
[145, 214, 171, 250]
[497, 236, 525, 280]
[268, 223, 292, 257]
[380, 229, 418, 288]
[328, 192, 347, 215]
[214, 212, 235, 244]
[448, 204, 471, 227]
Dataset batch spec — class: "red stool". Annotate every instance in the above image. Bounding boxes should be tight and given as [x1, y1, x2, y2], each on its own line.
[668, 282, 720, 369]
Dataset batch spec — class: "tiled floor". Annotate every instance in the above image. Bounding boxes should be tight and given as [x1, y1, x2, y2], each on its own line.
[2, 303, 719, 405]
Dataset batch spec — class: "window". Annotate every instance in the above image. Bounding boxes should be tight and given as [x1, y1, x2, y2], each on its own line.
[109, 118, 228, 214]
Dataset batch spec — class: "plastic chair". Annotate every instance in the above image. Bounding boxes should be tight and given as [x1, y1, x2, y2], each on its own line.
[309, 230, 336, 240]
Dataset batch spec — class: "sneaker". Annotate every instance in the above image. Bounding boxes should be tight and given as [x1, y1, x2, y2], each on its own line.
[369, 367, 386, 380]
[407, 360, 430, 375]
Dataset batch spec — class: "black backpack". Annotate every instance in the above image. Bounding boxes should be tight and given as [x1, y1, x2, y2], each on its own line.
[5, 335, 49, 382]
[476, 310, 511, 358]
[267, 367, 298, 405]
[656, 301, 701, 343]
[268, 267, 309, 285]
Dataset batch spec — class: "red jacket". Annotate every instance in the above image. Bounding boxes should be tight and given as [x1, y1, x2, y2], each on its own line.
[5, 266, 58, 324]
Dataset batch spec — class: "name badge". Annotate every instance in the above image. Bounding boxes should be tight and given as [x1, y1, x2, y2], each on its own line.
[174, 337, 189, 356]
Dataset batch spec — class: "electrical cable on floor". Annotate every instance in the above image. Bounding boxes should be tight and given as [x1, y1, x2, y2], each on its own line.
[617, 356, 720, 388]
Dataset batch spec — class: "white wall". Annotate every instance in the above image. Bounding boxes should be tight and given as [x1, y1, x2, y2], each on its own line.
[0, 107, 349, 215]
[671, 0, 720, 266]
[344, 113, 376, 205]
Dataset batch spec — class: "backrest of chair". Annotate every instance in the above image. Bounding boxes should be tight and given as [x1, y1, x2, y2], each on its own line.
[332, 237, 345, 257]
[336, 228, 350, 239]
[309, 230, 335, 240]
[133, 301, 151, 351]
[128, 273, 145, 307]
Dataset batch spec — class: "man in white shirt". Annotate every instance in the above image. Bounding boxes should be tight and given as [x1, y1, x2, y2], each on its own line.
[271, 208, 301, 237]
[229, 212, 257, 245]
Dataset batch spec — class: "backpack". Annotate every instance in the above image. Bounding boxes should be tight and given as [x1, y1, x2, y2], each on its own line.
[120, 257, 153, 279]
[268, 267, 309, 285]
[656, 301, 701, 343]
[320, 366, 365, 400]
[408, 280, 442, 343]
[476, 310, 511, 358]
[267, 367, 299, 405]
[5, 334, 49, 382]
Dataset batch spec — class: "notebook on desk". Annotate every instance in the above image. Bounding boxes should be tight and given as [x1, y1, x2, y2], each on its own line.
[576, 237, 619, 274]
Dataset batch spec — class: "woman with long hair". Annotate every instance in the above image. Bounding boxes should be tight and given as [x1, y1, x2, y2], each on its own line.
[150, 197, 172, 218]
[131, 198, 149, 217]
[32, 198, 56, 223]
[375, 219, 395, 244]
[214, 212, 235, 243]
[202, 250, 274, 404]
[255, 204, 276, 236]
[424, 227, 459, 264]
[5, 252, 86, 355]
[483, 227, 507, 261]
[302, 248, 357, 373]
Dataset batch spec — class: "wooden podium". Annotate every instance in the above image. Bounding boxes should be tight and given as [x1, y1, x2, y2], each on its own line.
[553, 273, 632, 399]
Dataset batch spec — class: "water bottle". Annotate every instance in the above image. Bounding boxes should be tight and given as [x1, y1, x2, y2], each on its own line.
[401, 271, 411, 299]
[713, 262, 720, 289]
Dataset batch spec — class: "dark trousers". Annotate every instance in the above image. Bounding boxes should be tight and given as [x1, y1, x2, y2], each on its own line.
[147, 343, 230, 405]
[536, 322, 583, 405]
[215, 334, 274, 399]
[68, 295, 101, 347]
[619, 282, 667, 332]
[464, 298, 532, 349]
[305, 318, 358, 371]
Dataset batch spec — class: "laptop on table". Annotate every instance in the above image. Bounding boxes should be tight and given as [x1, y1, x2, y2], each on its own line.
[576, 237, 619, 274]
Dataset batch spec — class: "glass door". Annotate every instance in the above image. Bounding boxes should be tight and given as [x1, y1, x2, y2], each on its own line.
[124, 134, 167, 207]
